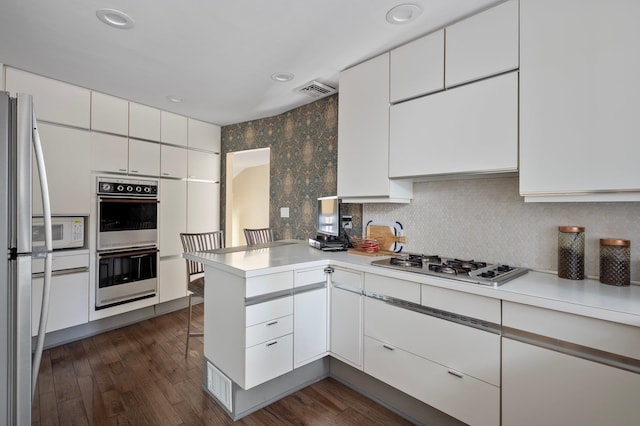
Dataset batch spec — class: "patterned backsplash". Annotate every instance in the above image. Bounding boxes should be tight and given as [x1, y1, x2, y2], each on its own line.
[364, 176, 640, 281]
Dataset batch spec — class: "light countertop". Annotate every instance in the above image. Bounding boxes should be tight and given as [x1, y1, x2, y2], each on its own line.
[184, 241, 640, 327]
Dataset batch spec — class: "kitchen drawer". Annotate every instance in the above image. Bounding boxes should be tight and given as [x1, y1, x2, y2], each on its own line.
[246, 271, 293, 298]
[294, 267, 326, 287]
[364, 273, 420, 303]
[245, 333, 293, 389]
[364, 336, 499, 426]
[245, 296, 293, 327]
[364, 297, 500, 385]
[503, 301, 640, 360]
[331, 267, 362, 291]
[245, 314, 293, 347]
[421, 284, 501, 324]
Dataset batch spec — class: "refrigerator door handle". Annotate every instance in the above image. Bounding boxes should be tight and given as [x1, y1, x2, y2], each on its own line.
[29, 105, 53, 401]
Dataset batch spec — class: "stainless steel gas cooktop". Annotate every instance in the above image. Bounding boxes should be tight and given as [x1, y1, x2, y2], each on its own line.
[371, 254, 528, 287]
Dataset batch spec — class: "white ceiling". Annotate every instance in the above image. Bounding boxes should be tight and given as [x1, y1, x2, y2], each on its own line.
[0, 0, 502, 126]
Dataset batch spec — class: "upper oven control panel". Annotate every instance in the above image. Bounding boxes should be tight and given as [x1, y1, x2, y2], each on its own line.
[97, 177, 158, 197]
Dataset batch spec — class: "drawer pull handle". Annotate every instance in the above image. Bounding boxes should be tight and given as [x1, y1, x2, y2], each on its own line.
[266, 341, 278, 347]
[448, 370, 464, 379]
[266, 321, 278, 326]
[382, 345, 394, 351]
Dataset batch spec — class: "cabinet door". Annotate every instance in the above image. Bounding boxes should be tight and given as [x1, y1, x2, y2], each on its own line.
[129, 139, 160, 176]
[5, 67, 91, 128]
[502, 338, 640, 426]
[390, 72, 518, 178]
[445, 0, 519, 87]
[159, 258, 187, 303]
[33, 124, 91, 215]
[160, 145, 188, 178]
[330, 286, 362, 369]
[159, 179, 187, 256]
[90, 132, 128, 173]
[129, 102, 161, 141]
[365, 336, 499, 426]
[188, 118, 221, 151]
[188, 150, 220, 181]
[187, 181, 220, 233]
[161, 111, 188, 146]
[245, 333, 293, 389]
[390, 29, 444, 103]
[294, 287, 327, 367]
[91, 92, 128, 135]
[338, 53, 397, 199]
[32, 271, 89, 335]
[519, 0, 640, 199]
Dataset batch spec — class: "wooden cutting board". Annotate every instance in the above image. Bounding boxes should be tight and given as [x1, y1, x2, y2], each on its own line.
[366, 224, 407, 252]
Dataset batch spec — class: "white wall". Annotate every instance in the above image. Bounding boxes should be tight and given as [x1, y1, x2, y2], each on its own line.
[364, 176, 640, 281]
[232, 164, 270, 245]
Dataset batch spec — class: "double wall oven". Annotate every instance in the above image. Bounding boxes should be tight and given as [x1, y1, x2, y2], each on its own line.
[96, 177, 159, 309]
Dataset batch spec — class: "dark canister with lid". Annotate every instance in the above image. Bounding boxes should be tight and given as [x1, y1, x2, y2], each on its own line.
[558, 226, 585, 280]
[599, 239, 631, 286]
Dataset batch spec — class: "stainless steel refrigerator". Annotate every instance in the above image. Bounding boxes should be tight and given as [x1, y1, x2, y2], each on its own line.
[1, 91, 53, 425]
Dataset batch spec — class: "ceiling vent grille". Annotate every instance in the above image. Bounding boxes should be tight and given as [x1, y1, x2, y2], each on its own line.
[295, 80, 337, 99]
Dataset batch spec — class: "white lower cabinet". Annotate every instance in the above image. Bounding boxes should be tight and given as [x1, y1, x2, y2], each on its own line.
[32, 252, 90, 335]
[502, 338, 640, 426]
[329, 267, 363, 369]
[158, 258, 187, 303]
[293, 267, 328, 368]
[245, 334, 294, 390]
[365, 336, 499, 426]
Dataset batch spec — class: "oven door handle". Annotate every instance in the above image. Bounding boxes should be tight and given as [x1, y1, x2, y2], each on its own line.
[98, 248, 159, 259]
[98, 198, 159, 204]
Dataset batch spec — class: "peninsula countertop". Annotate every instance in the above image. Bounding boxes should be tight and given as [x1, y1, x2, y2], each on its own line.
[184, 241, 640, 327]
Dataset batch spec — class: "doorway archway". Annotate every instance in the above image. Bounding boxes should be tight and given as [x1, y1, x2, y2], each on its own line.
[225, 148, 270, 246]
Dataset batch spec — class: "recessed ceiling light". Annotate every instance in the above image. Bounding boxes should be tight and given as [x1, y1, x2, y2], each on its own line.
[386, 4, 422, 25]
[166, 95, 183, 103]
[96, 8, 135, 29]
[271, 72, 295, 82]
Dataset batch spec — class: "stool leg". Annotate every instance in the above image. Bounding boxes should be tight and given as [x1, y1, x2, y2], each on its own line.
[185, 292, 193, 358]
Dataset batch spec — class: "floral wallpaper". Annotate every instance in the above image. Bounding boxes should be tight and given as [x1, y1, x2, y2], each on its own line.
[221, 94, 362, 241]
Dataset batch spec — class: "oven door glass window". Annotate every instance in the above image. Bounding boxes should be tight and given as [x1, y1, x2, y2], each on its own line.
[98, 250, 158, 288]
[99, 199, 158, 233]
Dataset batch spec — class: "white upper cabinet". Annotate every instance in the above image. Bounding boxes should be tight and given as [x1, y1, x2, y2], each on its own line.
[129, 139, 160, 176]
[160, 145, 188, 178]
[519, 0, 640, 201]
[161, 111, 188, 146]
[337, 53, 412, 203]
[390, 29, 445, 103]
[390, 72, 518, 178]
[129, 102, 161, 141]
[188, 118, 221, 152]
[188, 150, 220, 181]
[90, 132, 129, 174]
[445, 0, 519, 87]
[5, 67, 91, 128]
[91, 92, 129, 135]
[33, 124, 91, 215]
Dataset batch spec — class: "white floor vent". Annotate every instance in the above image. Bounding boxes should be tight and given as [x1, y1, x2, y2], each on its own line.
[207, 361, 232, 412]
[295, 80, 337, 99]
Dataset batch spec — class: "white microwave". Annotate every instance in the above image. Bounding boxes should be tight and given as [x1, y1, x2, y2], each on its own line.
[32, 216, 86, 250]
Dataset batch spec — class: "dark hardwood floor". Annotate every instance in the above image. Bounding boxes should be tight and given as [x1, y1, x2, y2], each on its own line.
[32, 304, 413, 425]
